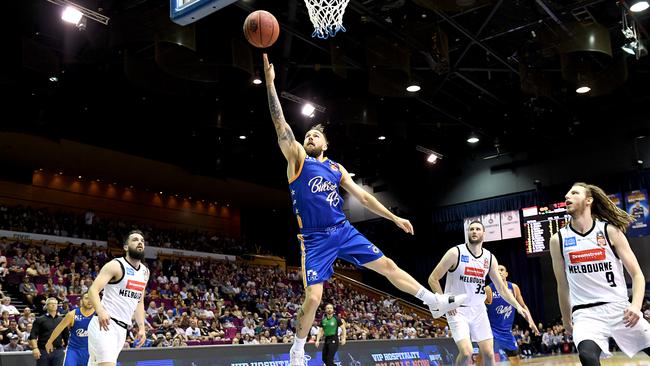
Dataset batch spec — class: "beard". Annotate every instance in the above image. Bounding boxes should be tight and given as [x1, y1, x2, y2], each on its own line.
[305, 144, 324, 158]
[128, 247, 145, 261]
[468, 237, 483, 245]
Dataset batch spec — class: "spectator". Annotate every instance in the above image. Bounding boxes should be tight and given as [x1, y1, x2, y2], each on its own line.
[185, 318, 201, 340]
[3, 335, 24, 351]
[1, 320, 23, 346]
[18, 308, 33, 330]
[0, 298, 19, 316]
[19, 277, 38, 306]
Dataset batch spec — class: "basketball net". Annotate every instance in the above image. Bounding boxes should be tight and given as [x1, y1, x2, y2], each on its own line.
[304, 0, 350, 39]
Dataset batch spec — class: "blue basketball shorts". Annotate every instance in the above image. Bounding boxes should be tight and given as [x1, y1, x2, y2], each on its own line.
[492, 330, 518, 352]
[64, 347, 89, 366]
[298, 220, 384, 287]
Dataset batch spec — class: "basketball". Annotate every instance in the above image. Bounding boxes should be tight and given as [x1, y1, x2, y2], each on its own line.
[243, 10, 280, 48]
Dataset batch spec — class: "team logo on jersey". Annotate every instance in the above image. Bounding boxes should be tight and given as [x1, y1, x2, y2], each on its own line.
[460, 255, 469, 263]
[308, 176, 340, 207]
[596, 232, 607, 247]
[126, 268, 135, 276]
[568, 248, 605, 264]
[126, 279, 146, 292]
[368, 245, 380, 254]
[464, 267, 485, 277]
[483, 258, 489, 269]
[564, 237, 577, 248]
[330, 163, 339, 171]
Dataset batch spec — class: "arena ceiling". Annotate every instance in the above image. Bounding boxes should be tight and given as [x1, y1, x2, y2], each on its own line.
[8, 0, 650, 194]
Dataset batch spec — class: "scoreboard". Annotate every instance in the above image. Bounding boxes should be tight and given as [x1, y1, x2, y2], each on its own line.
[522, 202, 570, 256]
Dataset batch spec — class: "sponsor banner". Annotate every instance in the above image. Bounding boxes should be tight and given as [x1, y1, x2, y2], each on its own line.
[126, 280, 146, 292]
[607, 193, 623, 210]
[0, 230, 107, 247]
[481, 213, 502, 242]
[625, 189, 650, 237]
[500, 210, 521, 239]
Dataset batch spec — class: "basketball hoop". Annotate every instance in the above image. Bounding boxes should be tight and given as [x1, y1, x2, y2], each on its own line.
[304, 0, 350, 39]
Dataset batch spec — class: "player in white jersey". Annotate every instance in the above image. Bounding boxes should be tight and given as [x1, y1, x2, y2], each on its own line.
[87, 230, 150, 366]
[550, 183, 650, 365]
[428, 221, 533, 366]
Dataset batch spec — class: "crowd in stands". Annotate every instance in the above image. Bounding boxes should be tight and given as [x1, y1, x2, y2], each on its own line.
[0, 236, 448, 352]
[0, 205, 257, 256]
[5, 203, 643, 358]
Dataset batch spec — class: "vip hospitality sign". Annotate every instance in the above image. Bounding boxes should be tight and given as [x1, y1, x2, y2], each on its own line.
[463, 210, 521, 243]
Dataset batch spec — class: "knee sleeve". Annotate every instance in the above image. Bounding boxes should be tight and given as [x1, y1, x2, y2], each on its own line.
[577, 340, 601, 366]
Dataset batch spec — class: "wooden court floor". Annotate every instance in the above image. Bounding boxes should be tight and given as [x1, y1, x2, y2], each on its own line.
[513, 353, 650, 365]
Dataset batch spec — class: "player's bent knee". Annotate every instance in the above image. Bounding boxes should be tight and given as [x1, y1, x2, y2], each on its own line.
[577, 341, 601, 366]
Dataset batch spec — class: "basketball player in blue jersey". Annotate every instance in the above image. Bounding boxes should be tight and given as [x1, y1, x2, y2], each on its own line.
[550, 183, 650, 366]
[45, 292, 95, 366]
[484, 265, 538, 365]
[263, 54, 466, 366]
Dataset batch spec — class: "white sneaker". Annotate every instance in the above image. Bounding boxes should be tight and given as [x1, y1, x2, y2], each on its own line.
[427, 293, 467, 318]
[289, 348, 304, 366]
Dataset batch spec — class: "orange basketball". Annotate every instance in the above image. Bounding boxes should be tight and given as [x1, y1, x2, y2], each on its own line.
[243, 10, 280, 48]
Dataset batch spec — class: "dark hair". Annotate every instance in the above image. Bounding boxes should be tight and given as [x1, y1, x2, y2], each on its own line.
[124, 230, 144, 246]
[468, 220, 484, 230]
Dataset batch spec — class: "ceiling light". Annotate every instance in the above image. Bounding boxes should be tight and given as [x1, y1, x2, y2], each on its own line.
[630, 0, 649, 12]
[301, 103, 316, 117]
[61, 6, 83, 25]
[622, 41, 637, 54]
[467, 134, 479, 144]
[78, 175, 82, 179]
[427, 154, 438, 163]
[159, 191, 163, 194]
[252, 78, 262, 85]
[576, 86, 591, 94]
[637, 159, 644, 164]
[239, 135, 247, 140]
[349, 172, 356, 177]
[406, 84, 421, 92]
[49, 76, 58, 82]
[377, 136, 386, 141]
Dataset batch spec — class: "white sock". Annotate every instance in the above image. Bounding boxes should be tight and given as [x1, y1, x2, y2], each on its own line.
[291, 336, 306, 350]
[415, 286, 438, 304]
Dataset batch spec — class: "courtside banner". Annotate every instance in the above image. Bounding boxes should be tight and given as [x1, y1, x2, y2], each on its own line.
[0, 338, 460, 366]
[0, 230, 107, 247]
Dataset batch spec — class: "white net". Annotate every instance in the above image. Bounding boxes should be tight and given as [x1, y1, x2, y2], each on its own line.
[304, 0, 351, 39]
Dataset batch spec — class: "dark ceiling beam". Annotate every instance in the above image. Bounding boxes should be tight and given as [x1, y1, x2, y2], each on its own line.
[431, 7, 519, 75]
[452, 72, 504, 104]
[453, 0, 505, 69]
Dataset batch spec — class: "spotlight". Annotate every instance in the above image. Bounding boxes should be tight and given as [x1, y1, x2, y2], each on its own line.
[49, 76, 58, 82]
[576, 86, 591, 94]
[349, 172, 356, 177]
[406, 84, 421, 92]
[622, 41, 637, 55]
[415, 145, 443, 165]
[239, 135, 247, 140]
[427, 154, 438, 163]
[467, 134, 479, 144]
[377, 136, 386, 141]
[630, 0, 649, 12]
[61, 6, 83, 25]
[252, 71, 262, 85]
[301, 103, 315, 117]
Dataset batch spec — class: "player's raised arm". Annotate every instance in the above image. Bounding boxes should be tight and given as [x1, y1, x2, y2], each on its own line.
[262, 53, 305, 164]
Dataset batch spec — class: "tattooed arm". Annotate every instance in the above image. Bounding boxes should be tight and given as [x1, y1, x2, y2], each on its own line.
[262, 54, 306, 178]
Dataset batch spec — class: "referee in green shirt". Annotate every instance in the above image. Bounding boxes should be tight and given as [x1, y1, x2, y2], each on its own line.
[315, 304, 346, 366]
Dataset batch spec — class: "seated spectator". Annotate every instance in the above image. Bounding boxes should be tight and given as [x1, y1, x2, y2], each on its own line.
[18, 308, 32, 330]
[3, 335, 24, 351]
[0, 298, 19, 316]
[19, 277, 37, 306]
[185, 318, 201, 340]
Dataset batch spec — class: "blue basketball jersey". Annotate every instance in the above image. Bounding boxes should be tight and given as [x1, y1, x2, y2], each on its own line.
[68, 307, 94, 349]
[289, 156, 346, 230]
[486, 281, 515, 334]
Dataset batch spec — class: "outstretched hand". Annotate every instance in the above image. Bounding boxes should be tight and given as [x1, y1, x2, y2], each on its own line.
[393, 217, 414, 235]
[263, 54, 275, 82]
